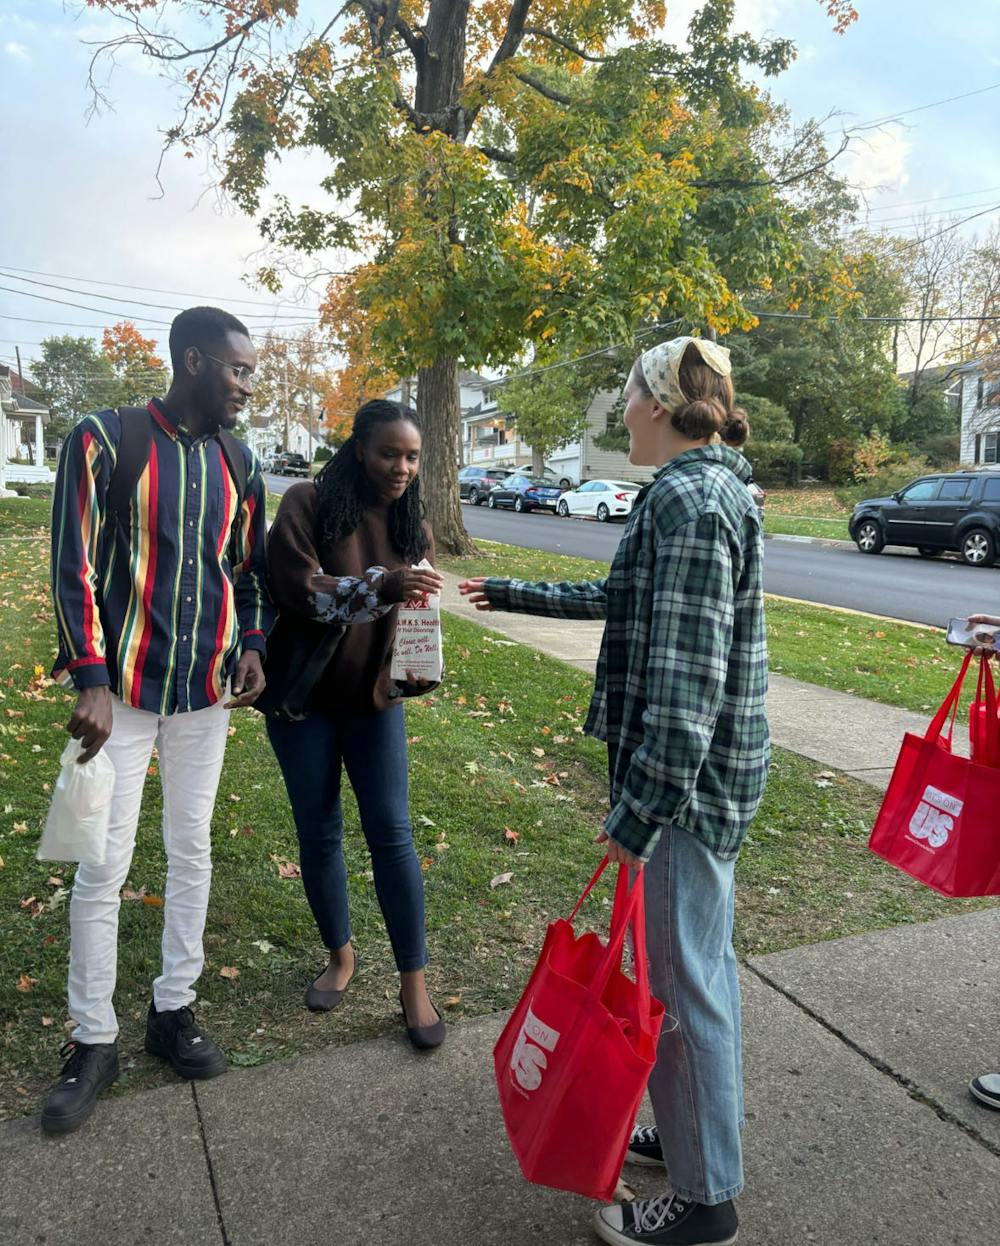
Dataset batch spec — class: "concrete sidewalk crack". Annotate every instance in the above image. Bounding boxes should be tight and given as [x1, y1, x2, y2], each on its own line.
[191, 1083, 231, 1246]
[743, 960, 1000, 1161]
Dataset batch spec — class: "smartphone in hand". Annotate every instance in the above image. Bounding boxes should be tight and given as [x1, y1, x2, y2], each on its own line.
[946, 617, 1000, 649]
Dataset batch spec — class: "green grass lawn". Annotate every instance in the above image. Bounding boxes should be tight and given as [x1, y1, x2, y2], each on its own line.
[1, 524, 993, 1117]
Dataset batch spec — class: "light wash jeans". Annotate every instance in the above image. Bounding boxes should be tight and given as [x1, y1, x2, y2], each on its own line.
[643, 823, 743, 1205]
[68, 694, 231, 1043]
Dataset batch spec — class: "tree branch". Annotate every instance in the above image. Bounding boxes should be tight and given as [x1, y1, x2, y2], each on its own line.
[522, 26, 610, 62]
[487, 0, 535, 76]
[478, 144, 517, 163]
[516, 72, 572, 106]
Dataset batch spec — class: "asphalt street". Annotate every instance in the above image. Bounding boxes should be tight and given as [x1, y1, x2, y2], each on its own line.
[264, 475, 1000, 627]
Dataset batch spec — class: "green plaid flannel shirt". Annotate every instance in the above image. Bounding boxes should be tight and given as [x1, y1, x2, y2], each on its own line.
[484, 444, 769, 862]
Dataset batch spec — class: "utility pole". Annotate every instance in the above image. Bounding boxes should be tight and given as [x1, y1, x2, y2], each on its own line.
[282, 352, 291, 452]
[306, 347, 316, 462]
[14, 346, 25, 393]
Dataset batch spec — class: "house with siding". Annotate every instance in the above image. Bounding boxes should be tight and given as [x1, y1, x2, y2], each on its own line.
[955, 358, 1000, 466]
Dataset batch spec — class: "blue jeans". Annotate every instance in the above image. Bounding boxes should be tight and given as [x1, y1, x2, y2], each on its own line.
[266, 705, 428, 972]
[643, 824, 743, 1205]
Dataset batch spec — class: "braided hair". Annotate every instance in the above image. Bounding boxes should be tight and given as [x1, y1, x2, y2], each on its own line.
[314, 399, 429, 564]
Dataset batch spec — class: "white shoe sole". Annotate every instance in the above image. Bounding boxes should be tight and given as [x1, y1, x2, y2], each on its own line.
[969, 1080, 1000, 1110]
[625, 1149, 667, 1167]
[593, 1209, 737, 1246]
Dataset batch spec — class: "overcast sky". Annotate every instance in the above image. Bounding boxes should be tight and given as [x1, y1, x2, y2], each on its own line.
[2, 0, 999, 375]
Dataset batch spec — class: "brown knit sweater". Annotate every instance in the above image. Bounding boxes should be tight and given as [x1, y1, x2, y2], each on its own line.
[266, 482, 437, 714]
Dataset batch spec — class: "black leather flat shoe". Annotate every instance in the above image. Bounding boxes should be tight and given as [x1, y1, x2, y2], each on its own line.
[399, 990, 446, 1050]
[305, 951, 360, 1012]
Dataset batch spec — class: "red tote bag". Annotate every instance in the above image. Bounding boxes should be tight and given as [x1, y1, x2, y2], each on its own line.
[493, 858, 666, 1202]
[869, 652, 1000, 897]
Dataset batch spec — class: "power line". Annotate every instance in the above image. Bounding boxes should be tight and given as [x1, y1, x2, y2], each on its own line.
[861, 184, 1000, 215]
[827, 79, 1000, 138]
[857, 197, 1000, 229]
[0, 263, 336, 314]
[0, 270, 321, 323]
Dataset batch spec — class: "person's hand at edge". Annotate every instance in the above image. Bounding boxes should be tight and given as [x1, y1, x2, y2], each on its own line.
[226, 650, 266, 708]
[595, 827, 644, 870]
[457, 577, 493, 611]
[67, 686, 113, 762]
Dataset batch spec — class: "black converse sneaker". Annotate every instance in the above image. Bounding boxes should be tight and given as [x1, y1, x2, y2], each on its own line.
[626, 1123, 665, 1166]
[145, 1002, 227, 1080]
[593, 1193, 738, 1246]
[970, 1073, 1000, 1109]
[40, 1040, 119, 1136]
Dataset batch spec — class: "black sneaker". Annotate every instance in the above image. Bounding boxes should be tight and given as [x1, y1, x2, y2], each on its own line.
[145, 1002, 227, 1080]
[40, 1040, 119, 1136]
[594, 1194, 738, 1246]
[970, 1073, 1000, 1109]
[626, 1123, 664, 1167]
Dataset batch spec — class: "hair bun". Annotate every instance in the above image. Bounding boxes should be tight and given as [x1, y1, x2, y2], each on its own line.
[720, 408, 749, 448]
[671, 397, 726, 441]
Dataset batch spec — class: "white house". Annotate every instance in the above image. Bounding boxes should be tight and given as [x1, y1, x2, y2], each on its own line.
[0, 365, 53, 494]
[957, 358, 1000, 466]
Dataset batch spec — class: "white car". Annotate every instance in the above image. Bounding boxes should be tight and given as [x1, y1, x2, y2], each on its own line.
[556, 479, 641, 522]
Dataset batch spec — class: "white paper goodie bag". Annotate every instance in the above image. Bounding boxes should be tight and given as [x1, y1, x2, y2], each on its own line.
[37, 737, 115, 865]
[390, 559, 444, 683]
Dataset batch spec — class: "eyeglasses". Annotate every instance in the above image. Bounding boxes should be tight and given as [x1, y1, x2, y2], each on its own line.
[203, 351, 255, 388]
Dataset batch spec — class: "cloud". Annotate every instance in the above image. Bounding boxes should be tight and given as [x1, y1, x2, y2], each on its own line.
[4, 41, 30, 61]
[840, 124, 912, 195]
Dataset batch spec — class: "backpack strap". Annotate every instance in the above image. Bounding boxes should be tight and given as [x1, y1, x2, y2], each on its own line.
[216, 429, 250, 562]
[107, 406, 153, 530]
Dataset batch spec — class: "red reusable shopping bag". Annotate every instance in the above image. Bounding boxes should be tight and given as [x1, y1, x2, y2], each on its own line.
[969, 653, 1000, 768]
[493, 857, 666, 1202]
[869, 652, 1000, 896]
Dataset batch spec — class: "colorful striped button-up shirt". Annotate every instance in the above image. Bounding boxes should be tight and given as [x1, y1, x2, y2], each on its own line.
[50, 400, 273, 715]
[483, 444, 770, 863]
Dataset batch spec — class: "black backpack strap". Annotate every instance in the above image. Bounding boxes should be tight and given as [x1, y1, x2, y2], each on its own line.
[216, 429, 250, 561]
[107, 406, 153, 529]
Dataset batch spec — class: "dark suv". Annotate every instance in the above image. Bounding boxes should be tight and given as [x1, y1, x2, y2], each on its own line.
[458, 466, 509, 505]
[275, 451, 310, 477]
[849, 471, 1000, 566]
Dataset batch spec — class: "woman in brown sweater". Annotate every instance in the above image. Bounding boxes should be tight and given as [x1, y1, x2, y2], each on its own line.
[262, 400, 445, 1049]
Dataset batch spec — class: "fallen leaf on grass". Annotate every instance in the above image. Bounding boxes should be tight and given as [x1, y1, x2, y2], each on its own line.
[16, 974, 38, 993]
[47, 876, 63, 887]
[218, 966, 240, 981]
[421, 856, 435, 872]
[490, 872, 513, 890]
[41, 1016, 53, 1027]
[504, 828, 520, 844]
[531, 747, 545, 758]
[47, 888, 68, 914]
[251, 939, 275, 954]
[415, 814, 436, 827]
[464, 760, 480, 774]
[20, 896, 43, 918]
[276, 860, 302, 879]
[442, 994, 462, 1010]
[122, 886, 147, 901]
[12, 822, 28, 834]
[0, 856, 4, 869]
[140, 894, 164, 907]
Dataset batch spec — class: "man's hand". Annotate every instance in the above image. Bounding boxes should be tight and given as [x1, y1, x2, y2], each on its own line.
[595, 827, 644, 870]
[456, 577, 493, 611]
[67, 686, 113, 763]
[226, 651, 266, 709]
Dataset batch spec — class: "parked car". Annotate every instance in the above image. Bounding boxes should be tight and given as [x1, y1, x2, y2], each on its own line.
[543, 466, 578, 490]
[274, 451, 310, 477]
[458, 465, 510, 505]
[556, 479, 641, 522]
[849, 470, 1000, 566]
[487, 474, 563, 513]
[259, 454, 277, 473]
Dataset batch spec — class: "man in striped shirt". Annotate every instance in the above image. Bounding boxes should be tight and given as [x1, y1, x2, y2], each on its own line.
[42, 306, 274, 1135]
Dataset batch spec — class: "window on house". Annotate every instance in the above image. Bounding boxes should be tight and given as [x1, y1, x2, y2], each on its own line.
[984, 432, 999, 465]
[605, 412, 621, 433]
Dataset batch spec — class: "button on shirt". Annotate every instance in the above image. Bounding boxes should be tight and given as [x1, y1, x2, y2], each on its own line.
[51, 400, 274, 714]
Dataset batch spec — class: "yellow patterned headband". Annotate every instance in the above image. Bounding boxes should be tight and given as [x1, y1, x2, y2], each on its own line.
[639, 337, 732, 413]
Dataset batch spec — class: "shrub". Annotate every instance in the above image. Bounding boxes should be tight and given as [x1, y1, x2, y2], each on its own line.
[834, 455, 933, 509]
[745, 441, 804, 487]
[314, 445, 333, 462]
[826, 438, 859, 485]
[919, 433, 961, 469]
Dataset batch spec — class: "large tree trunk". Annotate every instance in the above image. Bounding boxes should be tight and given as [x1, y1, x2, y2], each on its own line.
[417, 356, 474, 556]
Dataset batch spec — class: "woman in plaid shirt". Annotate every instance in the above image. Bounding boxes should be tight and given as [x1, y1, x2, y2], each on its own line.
[460, 338, 768, 1246]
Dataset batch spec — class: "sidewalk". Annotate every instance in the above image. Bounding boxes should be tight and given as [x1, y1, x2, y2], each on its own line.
[3, 577, 998, 1246]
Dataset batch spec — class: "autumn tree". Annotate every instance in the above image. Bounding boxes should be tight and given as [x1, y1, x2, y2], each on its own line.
[31, 336, 119, 439]
[101, 321, 168, 406]
[250, 329, 349, 452]
[86, 0, 860, 552]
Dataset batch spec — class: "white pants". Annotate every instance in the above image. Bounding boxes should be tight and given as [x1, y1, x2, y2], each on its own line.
[68, 695, 231, 1043]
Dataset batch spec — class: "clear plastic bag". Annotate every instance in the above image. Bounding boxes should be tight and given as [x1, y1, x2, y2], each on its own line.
[37, 738, 115, 865]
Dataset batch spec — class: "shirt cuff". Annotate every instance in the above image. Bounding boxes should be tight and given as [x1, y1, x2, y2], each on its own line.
[63, 657, 112, 690]
[604, 801, 664, 864]
[240, 630, 267, 656]
[483, 577, 511, 608]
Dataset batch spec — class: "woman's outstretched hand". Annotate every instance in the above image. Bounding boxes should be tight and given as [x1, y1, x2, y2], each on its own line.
[457, 577, 493, 611]
[595, 828, 644, 870]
